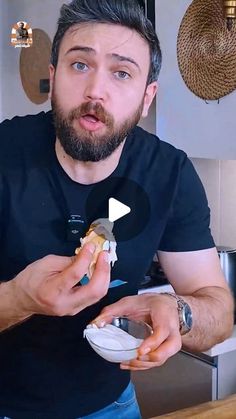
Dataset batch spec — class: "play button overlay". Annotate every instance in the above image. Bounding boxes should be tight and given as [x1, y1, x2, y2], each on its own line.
[86, 177, 150, 242]
[108, 198, 131, 222]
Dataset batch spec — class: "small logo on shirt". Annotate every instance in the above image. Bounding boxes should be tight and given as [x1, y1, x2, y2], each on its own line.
[11, 21, 33, 48]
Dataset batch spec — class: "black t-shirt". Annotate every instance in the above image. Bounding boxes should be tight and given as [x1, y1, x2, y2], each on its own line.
[0, 111, 214, 419]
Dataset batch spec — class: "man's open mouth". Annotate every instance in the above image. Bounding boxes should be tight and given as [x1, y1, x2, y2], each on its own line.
[82, 114, 102, 123]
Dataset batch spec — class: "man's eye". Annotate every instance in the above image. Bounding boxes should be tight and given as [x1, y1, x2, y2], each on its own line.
[114, 71, 131, 80]
[72, 62, 88, 72]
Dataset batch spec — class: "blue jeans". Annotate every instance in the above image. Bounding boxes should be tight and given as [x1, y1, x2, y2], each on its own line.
[0, 381, 141, 419]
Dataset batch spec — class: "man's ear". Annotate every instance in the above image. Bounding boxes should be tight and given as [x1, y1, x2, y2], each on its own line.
[142, 81, 158, 118]
[48, 64, 55, 100]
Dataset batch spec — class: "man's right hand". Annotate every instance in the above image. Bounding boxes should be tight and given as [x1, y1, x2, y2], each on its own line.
[11, 243, 110, 318]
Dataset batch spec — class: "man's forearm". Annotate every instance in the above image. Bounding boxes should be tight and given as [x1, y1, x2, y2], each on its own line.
[0, 280, 31, 332]
[182, 286, 234, 352]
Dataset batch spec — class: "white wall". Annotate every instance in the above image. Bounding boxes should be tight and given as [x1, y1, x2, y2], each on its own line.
[155, 0, 236, 159]
[191, 158, 236, 249]
[1, 0, 65, 122]
[138, 99, 156, 134]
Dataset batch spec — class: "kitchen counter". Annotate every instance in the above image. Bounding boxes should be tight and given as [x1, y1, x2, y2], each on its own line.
[150, 393, 236, 418]
[204, 326, 236, 356]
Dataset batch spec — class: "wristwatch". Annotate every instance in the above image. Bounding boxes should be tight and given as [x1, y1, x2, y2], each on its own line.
[162, 292, 193, 335]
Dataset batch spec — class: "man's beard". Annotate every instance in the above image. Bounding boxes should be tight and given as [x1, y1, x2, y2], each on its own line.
[51, 92, 144, 162]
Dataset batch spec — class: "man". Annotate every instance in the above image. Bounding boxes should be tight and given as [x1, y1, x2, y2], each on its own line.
[0, 0, 234, 418]
[16, 22, 29, 41]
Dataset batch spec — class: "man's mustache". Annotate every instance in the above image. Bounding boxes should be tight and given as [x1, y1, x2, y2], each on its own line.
[68, 102, 114, 126]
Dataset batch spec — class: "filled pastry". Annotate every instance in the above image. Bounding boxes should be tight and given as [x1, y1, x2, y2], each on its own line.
[75, 218, 117, 278]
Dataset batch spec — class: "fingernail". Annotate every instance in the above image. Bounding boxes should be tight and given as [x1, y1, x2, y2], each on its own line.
[138, 355, 149, 361]
[140, 347, 151, 355]
[103, 252, 110, 263]
[96, 320, 106, 327]
[92, 317, 106, 327]
[86, 242, 96, 253]
[120, 362, 130, 368]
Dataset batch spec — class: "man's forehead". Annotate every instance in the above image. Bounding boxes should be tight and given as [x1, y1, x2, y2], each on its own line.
[60, 22, 149, 58]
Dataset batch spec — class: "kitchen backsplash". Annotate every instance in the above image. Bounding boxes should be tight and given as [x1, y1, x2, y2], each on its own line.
[191, 158, 236, 249]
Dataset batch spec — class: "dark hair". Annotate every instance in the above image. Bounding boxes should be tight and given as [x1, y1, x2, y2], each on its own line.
[51, 0, 162, 84]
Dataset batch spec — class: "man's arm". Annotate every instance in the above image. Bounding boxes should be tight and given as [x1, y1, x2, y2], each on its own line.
[0, 280, 31, 332]
[0, 243, 110, 333]
[158, 247, 234, 352]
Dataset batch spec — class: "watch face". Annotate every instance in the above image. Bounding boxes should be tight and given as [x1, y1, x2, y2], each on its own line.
[183, 304, 193, 330]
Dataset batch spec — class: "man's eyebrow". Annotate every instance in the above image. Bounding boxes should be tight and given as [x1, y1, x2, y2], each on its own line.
[65, 46, 96, 55]
[65, 47, 140, 70]
[110, 53, 141, 71]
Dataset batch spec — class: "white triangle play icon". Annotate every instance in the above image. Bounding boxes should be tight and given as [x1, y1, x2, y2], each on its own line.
[108, 198, 131, 222]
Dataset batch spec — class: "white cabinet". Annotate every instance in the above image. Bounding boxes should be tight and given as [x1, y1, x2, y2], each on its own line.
[155, 0, 236, 159]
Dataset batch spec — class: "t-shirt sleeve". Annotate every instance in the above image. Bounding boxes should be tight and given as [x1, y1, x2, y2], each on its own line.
[158, 155, 215, 252]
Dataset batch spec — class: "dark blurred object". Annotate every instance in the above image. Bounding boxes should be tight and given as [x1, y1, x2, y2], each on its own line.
[136, 0, 155, 29]
[140, 260, 169, 289]
[39, 78, 50, 93]
[224, 0, 236, 31]
[217, 246, 236, 296]
[217, 246, 236, 322]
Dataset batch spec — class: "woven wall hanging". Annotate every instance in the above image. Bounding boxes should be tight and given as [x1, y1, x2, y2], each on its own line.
[177, 0, 236, 100]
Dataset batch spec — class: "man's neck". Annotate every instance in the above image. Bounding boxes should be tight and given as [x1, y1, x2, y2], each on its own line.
[55, 138, 126, 185]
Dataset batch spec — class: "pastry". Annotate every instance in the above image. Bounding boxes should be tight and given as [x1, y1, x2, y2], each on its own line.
[75, 218, 117, 278]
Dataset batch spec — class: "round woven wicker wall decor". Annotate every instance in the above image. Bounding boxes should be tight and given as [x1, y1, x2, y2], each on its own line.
[177, 0, 236, 100]
[19, 28, 51, 104]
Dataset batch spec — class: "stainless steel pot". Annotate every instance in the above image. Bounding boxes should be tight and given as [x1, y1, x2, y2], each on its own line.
[217, 246, 236, 299]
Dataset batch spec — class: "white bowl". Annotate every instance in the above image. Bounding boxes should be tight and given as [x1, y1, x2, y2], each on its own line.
[84, 316, 152, 363]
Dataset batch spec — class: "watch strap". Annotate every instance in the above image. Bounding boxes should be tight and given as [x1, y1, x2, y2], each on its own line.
[161, 292, 192, 335]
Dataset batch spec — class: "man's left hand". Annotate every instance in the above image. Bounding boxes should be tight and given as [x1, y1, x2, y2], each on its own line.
[93, 293, 182, 371]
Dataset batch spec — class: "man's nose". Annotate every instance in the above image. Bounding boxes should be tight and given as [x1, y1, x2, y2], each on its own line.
[84, 71, 108, 102]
